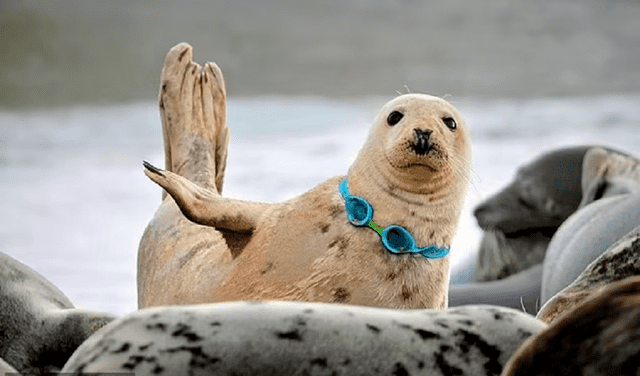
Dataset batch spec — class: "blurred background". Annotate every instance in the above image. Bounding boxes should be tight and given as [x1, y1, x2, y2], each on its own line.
[1, 0, 639, 315]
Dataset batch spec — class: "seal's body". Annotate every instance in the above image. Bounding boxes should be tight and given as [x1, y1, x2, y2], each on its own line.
[62, 302, 545, 376]
[0, 252, 115, 375]
[503, 277, 640, 376]
[139, 43, 472, 309]
[538, 224, 640, 324]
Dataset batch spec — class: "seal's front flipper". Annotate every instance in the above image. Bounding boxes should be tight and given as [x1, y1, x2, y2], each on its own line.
[144, 162, 271, 233]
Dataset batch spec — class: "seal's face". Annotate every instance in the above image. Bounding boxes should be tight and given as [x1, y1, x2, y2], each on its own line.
[374, 94, 469, 173]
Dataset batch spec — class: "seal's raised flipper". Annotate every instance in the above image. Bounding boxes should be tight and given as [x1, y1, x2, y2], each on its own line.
[159, 43, 229, 199]
[144, 161, 271, 233]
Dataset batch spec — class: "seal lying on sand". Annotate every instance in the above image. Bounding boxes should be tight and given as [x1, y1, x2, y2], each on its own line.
[61, 301, 545, 375]
[473, 146, 593, 282]
[0, 252, 115, 375]
[139, 43, 472, 309]
[502, 276, 640, 376]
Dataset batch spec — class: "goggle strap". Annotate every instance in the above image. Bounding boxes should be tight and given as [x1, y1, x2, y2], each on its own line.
[340, 178, 449, 259]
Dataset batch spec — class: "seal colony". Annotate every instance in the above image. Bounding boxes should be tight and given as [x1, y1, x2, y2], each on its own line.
[139, 43, 472, 309]
[61, 301, 545, 375]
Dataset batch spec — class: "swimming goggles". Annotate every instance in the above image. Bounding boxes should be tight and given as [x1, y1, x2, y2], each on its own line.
[339, 179, 449, 259]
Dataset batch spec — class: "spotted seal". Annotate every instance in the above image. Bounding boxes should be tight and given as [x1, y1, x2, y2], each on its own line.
[61, 301, 545, 375]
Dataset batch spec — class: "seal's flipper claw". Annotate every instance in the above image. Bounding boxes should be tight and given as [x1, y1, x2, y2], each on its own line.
[143, 161, 165, 176]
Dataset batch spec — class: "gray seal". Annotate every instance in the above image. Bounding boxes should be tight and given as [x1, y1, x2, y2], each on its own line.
[541, 147, 640, 305]
[538, 224, 640, 324]
[61, 301, 545, 375]
[0, 252, 116, 375]
[473, 146, 594, 282]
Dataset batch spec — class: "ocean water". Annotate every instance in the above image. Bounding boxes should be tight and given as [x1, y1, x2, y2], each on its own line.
[1, 94, 640, 316]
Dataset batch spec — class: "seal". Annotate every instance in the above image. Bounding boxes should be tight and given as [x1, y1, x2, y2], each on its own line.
[541, 148, 640, 304]
[538, 224, 640, 324]
[61, 301, 545, 375]
[502, 276, 640, 376]
[473, 146, 594, 282]
[0, 252, 116, 375]
[139, 43, 472, 309]
[449, 146, 640, 315]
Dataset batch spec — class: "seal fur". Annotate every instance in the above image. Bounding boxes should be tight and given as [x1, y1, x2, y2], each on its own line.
[139, 43, 472, 309]
[0, 252, 115, 375]
[503, 276, 640, 376]
[61, 302, 545, 375]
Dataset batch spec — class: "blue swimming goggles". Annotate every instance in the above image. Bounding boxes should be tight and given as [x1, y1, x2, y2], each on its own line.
[339, 179, 449, 259]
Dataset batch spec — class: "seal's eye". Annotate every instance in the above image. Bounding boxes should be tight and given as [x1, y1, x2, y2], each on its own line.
[443, 117, 457, 131]
[387, 111, 404, 126]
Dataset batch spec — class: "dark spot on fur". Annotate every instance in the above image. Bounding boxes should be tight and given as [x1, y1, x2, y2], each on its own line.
[319, 222, 331, 233]
[310, 358, 328, 368]
[435, 320, 450, 329]
[414, 329, 441, 341]
[178, 48, 188, 61]
[516, 328, 533, 339]
[453, 329, 502, 375]
[261, 262, 275, 275]
[393, 362, 409, 376]
[366, 324, 381, 334]
[343, 359, 352, 366]
[401, 285, 412, 300]
[146, 322, 167, 331]
[122, 355, 157, 370]
[153, 364, 165, 374]
[303, 309, 315, 315]
[328, 237, 349, 257]
[172, 323, 204, 342]
[332, 287, 350, 303]
[418, 361, 425, 369]
[397, 322, 413, 330]
[191, 66, 198, 74]
[435, 353, 463, 376]
[493, 312, 504, 320]
[429, 230, 436, 238]
[210, 321, 222, 327]
[276, 329, 303, 341]
[458, 320, 474, 326]
[329, 204, 343, 218]
[139, 342, 153, 351]
[161, 346, 220, 367]
[112, 342, 131, 354]
[387, 272, 397, 281]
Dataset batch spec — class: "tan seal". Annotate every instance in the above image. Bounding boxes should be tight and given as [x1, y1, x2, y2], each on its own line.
[138, 43, 472, 310]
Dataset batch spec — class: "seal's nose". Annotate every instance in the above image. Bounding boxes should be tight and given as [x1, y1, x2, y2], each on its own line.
[412, 128, 432, 155]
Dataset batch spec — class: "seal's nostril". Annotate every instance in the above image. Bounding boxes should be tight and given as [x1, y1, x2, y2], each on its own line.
[412, 128, 432, 155]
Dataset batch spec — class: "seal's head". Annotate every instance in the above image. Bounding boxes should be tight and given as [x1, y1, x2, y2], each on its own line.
[347, 94, 472, 249]
[351, 94, 471, 193]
